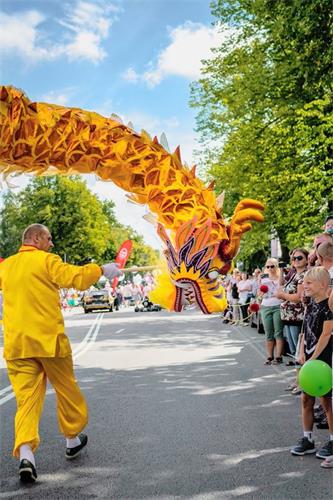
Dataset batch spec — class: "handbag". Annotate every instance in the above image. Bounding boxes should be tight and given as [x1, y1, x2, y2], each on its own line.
[280, 273, 305, 322]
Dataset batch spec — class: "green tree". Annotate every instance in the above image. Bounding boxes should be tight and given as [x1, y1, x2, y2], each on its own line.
[0, 176, 111, 262]
[100, 200, 126, 260]
[100, 200, 159, 266]
[0, 191, 22, 258]
[126, 231, 160, 268]
[0, 177, 160, 267]
[191, 0, 333, 263]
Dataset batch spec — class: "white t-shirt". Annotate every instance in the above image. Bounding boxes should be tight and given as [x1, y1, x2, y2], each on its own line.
[238, 279, 253, 304]
[122, 284, 133, 298]
[226, 276, 236, 301]
[261, 278, 283, 307]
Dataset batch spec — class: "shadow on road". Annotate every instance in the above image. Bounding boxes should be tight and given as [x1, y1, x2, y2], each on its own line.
[0, 320, 330, 499]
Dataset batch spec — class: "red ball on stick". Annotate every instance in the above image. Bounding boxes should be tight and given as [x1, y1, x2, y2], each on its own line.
[249, 303, 260, 313]
[260, 284, 269, 293]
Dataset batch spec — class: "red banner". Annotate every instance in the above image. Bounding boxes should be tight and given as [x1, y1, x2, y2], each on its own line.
[112, 240, 133, 289]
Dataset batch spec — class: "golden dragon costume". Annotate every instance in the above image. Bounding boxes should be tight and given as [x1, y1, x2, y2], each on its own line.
[0, 86, 264, 314]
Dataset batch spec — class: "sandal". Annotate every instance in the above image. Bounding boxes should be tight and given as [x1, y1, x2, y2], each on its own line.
[265, 357, 273, 365]
[273, 357, 283, 365]
[286, 360, 295, 366]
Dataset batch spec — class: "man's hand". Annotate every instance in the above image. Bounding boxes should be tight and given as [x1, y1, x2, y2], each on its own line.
[101, 263, 122, 281]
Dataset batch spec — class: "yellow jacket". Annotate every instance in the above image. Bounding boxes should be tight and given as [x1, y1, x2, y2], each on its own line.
[0, 245, 102, 360]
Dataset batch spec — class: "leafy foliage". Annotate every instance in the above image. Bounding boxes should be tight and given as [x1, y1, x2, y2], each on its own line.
[191, 0, 333, 268]
[100, 199, 159, 267]
[0, 177, 159, 267]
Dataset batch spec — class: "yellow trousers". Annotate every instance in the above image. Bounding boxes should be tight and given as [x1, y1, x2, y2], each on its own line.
[6, 355, 88, 458]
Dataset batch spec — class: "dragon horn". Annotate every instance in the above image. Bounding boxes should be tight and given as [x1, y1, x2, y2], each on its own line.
[160, 132, 170, 152]
[216, 191, 225, 211]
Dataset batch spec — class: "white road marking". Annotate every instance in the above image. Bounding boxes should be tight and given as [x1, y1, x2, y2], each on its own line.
[115, 328, 125, 334]
[0, 385, 12, 397]
[72, 313, 102, 356]
[0, 313, 104, 406]
[0, 391, 16, 404]
[73, 314, 103, 360]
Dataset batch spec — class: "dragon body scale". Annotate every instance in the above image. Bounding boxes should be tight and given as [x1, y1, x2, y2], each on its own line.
[0, 86, 264, 313]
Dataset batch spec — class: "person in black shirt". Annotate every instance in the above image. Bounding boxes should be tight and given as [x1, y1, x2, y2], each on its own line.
[290, 267, 333, 461]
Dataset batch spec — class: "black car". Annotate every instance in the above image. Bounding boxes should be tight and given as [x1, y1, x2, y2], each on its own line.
[82, 289, 115, 313]
[134, 297, 162, 312]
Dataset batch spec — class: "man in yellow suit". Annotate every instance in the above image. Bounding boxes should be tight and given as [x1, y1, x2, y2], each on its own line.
[0, 224, 122, 483]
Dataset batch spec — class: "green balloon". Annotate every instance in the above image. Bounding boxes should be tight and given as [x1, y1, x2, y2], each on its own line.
[299, 360, 332, 397]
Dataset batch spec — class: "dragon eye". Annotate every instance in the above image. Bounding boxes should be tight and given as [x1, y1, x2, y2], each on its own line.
[208, 270, 219, 280]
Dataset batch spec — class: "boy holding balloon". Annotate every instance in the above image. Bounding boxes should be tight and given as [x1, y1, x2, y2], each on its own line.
[291, 267, 333, 462]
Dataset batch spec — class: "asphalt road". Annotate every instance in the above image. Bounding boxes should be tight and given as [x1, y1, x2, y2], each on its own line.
[0, 308, 332, 499]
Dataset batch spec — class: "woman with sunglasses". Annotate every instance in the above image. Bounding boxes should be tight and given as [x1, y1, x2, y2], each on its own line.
[275, 249, 308, 366]
[259, 258, 284, 365]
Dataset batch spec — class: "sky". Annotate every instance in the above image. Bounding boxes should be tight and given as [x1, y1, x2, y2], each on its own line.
[0, 0, 227, 249]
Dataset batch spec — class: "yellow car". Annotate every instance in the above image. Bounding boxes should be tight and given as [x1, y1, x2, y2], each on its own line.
[82, 289, 115, 314]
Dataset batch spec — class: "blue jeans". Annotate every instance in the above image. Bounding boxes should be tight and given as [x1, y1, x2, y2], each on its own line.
[284, 324, 301, 355]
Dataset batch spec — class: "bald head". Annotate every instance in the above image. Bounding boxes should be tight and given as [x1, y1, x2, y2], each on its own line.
[22, 224, 54, 252]
[23, 224, 48, 242]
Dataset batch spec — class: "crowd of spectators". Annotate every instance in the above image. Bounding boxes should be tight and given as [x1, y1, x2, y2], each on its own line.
[221, 214, 333, 469]
[60, 272, 157, 311]
[114, 273, 156, 308]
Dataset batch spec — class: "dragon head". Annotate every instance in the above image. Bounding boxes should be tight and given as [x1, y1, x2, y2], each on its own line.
[149, 218, 227, 314]
[149, 199, 265, 314]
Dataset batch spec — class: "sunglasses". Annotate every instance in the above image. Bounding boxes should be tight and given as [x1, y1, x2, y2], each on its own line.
[291, 255, 304, 261]
[266, 265, 276, 269]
